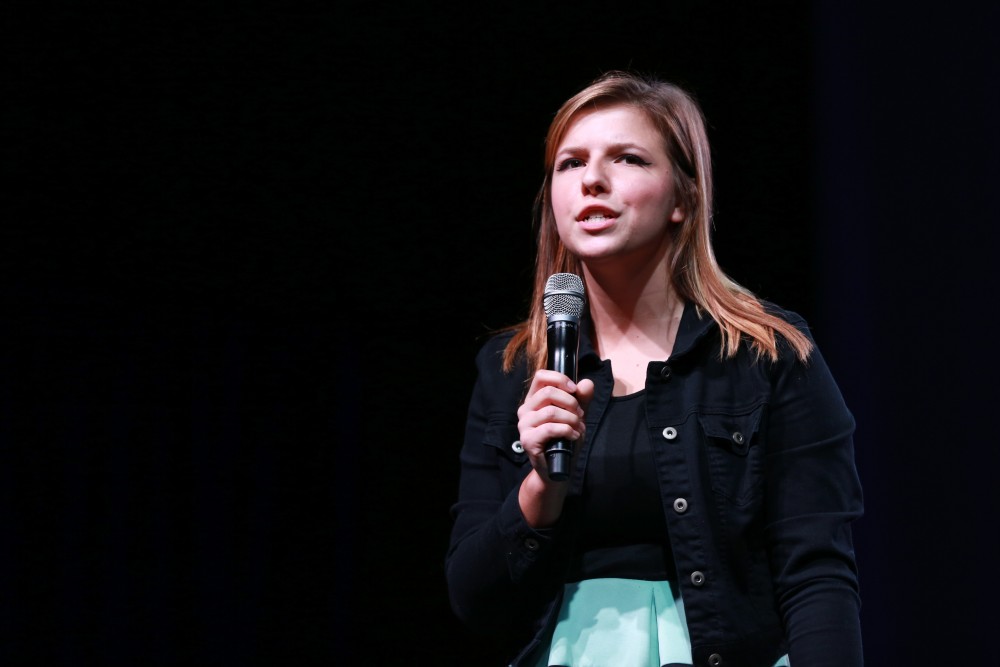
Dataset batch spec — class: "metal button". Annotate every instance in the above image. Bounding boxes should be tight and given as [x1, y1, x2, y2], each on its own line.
[662, 427, 678, 440]
[690, 571, 705, 586]
[659, 365, 672, 380]
[708, 654, 722, 667]
[673, 498, 688, 513]
[524, 537, 540, 551]
[731, 432, 744, 445]
[511, 440, 524, 454]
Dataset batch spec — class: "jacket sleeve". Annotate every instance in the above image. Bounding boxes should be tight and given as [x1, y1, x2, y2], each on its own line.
[764, 315, 865, 666]
[444, 335, 565, 636]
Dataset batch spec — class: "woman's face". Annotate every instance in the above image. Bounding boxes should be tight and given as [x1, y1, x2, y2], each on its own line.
[550, 104, 684, 268]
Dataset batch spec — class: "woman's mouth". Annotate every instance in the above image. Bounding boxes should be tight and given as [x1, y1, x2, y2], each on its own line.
[578, 212, 616, 232]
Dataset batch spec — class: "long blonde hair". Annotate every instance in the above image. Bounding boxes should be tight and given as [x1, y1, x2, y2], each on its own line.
[502, 70, 813, 373]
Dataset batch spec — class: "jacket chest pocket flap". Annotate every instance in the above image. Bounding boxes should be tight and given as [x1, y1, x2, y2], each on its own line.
[699, 406, 765, 506]
[483, 414, 529, 468]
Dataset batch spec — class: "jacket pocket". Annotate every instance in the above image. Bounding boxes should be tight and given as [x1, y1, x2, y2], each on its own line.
[699, 406, 765, 506]
[483, 412, 530, 467]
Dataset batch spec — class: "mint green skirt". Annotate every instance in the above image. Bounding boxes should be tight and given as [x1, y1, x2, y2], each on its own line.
[532, 578, 790, 667]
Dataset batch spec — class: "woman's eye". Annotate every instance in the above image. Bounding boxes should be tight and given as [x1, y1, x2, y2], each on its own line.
[619, 154, 651, 166]
[556, 158, 584, 171]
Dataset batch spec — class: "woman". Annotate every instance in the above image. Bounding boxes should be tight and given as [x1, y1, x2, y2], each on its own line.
[446, 71, 864, 667]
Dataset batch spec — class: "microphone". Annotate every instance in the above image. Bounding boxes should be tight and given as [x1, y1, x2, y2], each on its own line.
[542, 272, 586, 481]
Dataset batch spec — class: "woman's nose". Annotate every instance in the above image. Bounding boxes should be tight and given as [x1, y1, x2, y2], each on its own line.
[581, 162, 608, 194]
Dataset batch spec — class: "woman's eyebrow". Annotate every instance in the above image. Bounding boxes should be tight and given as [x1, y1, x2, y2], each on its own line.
[556, 141, 648, 155]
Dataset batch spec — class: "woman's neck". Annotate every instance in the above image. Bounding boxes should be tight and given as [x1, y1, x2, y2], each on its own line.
[583, 271, 685, 396]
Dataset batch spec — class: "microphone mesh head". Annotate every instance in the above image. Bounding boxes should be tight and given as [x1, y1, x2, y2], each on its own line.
[543, 273, 586, 318]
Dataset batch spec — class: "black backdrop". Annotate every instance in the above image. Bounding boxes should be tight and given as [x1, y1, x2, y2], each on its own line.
[5, 1, 1000, 665]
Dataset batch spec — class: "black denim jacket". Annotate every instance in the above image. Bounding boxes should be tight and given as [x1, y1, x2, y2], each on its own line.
[446, 302, 864, 667]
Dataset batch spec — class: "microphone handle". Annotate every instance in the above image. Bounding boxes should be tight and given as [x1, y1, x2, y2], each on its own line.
[545, 320, 579, 481]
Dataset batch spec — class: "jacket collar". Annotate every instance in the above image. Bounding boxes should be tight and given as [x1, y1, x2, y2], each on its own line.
[672, 301, 718, 359]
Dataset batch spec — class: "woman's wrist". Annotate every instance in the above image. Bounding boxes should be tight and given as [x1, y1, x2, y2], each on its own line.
[518, 469, 569, 528]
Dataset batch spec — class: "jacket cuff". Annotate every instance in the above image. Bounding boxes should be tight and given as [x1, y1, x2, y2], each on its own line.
[498, 489, 556, 582]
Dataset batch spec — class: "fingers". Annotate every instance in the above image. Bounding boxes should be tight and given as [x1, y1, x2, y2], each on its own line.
[521, 370, 584, 414]
[516, 370, 589, 476]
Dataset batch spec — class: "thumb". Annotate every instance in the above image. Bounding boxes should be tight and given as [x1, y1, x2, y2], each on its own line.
[574, 378, 596, 412]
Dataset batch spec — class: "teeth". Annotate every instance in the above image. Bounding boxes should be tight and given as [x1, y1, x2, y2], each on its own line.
[584, 214, 609, 221]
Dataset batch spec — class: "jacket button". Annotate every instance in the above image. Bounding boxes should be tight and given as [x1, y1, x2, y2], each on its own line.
[524, 537, 540, 551]
[673, 498, 688, 513]
[659, 365, 672, 380]
[731, 431, 744, 445]
[708, 654, 722, 666]
[511, 440, 524, 454]
[690, 571, 705, 586]
[662, 427, 678, 440]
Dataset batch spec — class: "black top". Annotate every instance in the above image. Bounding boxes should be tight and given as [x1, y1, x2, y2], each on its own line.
[568, 390, 676, 583]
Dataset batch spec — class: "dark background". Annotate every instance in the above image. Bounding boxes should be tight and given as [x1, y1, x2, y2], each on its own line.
[4, 1, 999, 665]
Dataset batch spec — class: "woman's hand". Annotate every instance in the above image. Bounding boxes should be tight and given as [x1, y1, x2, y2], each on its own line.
[515, 370, 595, 527]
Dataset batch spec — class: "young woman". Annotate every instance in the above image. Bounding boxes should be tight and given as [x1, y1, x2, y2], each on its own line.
[446, 70, 864, 667]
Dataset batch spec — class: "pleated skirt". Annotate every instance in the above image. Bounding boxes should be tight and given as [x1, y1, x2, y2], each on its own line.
[532, 578, 791, 667]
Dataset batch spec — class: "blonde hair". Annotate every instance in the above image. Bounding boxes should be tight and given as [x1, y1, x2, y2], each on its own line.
[501, 71, 814, 373]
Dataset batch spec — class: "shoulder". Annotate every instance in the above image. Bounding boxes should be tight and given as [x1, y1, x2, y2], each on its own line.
[470, 330, 531, 410]
[759, 299, 809, 332]
[474, 329, 529, 382]
[755, 299, 820, 366]
[759, 299, 816, 342]
[475, 329, 517, 362]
